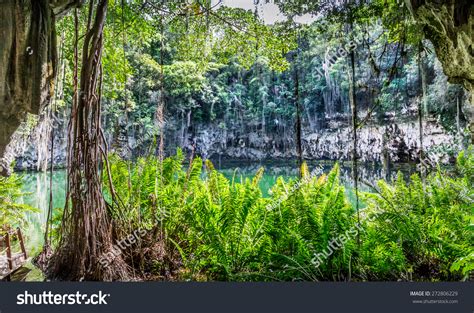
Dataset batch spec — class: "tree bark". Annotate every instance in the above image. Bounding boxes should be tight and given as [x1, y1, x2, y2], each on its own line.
[417, 43, 425, 161]
[49, 0, 129, 281]
[349, 49, 360, 237]
[294, 62, 303, 173]
[347, 3, 360, 245]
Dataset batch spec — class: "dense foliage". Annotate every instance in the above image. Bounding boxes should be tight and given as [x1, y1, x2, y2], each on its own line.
[45, 0, 468, 160]
[0, 175, 37, 228]
[360, 150, 473, 280]
[2, 0, 471, 283]
[99, 148, 473, 281]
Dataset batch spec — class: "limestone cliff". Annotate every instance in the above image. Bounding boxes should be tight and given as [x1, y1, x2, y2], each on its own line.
[11, 116, 460, 171]
[0, 0, 80, 175]
[406, 0, 474, 141]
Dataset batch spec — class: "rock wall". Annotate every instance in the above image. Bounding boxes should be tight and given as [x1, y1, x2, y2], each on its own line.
[0, 0, 80, 176]
[407, 0, 474, 142]
[2, 0, 471, 173]
[11, 113, 460, 171]
[175, 118, 460, 165]
[11, 113, 68, 172]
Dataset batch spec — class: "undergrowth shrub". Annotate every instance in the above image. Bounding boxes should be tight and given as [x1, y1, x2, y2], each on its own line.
[262, 164, 355, 281]
[360, 148, 473, 281]
[104, 150, 357, 281]
[0, 174, 37, 228]
[104, 148, 473, 282]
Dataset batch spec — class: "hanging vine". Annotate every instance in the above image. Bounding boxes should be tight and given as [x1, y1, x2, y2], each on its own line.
[49, 0, 130, 281]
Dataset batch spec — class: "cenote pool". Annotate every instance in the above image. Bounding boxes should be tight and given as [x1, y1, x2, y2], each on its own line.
[16, 160, 417, 280]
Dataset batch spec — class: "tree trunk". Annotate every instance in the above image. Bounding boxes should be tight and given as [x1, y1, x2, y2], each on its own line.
[417, 43, 425, 161]
[347, 5, 360, 244]
[349, 49, 359, 230]
[294, 63, 303, 173]
[156, 17, 166, 162]
[49, 0, 129, 281]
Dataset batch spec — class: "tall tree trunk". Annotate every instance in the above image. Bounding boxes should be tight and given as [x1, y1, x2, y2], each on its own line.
[294, 62, 303, 173]
[153, 15, 166, 243]
[157, 18, 166, 163]
[347, 5, 360, 245]
[417, 43, 425, 162]
[294, 27, 303, 174]
[50, 0, 129, 281]
[44, 30, 65, 247]
[349, 50, 359, 238]
[456, 93, 461, 135]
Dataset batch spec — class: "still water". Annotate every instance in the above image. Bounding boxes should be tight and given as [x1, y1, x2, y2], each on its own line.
[17, 160, 416, 280]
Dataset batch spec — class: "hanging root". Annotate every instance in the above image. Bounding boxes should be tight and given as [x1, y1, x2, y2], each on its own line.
[33, 244, 53, 273]
[48, 196, 131, 281]
[47, 0, 131, 281]
[47, 116, 132, 280]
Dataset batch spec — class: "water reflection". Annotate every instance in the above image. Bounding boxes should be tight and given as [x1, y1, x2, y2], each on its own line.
[20, 171, 67, 255]
[216, 160, 418, 196]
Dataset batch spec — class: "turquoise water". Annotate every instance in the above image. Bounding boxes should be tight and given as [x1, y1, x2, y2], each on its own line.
[215, 160, 416, 198]
[20, 171, 67, 256]
[13, 171, 67, 281]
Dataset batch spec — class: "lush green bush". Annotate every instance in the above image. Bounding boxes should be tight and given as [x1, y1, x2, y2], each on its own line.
[104, 151, 355, 281]
[104, 148, 473, 281]
[0, 174, 38, 228]
[261, 165, 355, 281]
[360, 148, 473, 281]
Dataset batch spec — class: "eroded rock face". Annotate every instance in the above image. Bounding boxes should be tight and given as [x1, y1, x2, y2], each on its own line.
[158, 119, 458, 165]
[13, 118, 459, 170]
[407, 0, 474, 141]
[0, 0, 79, 176]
